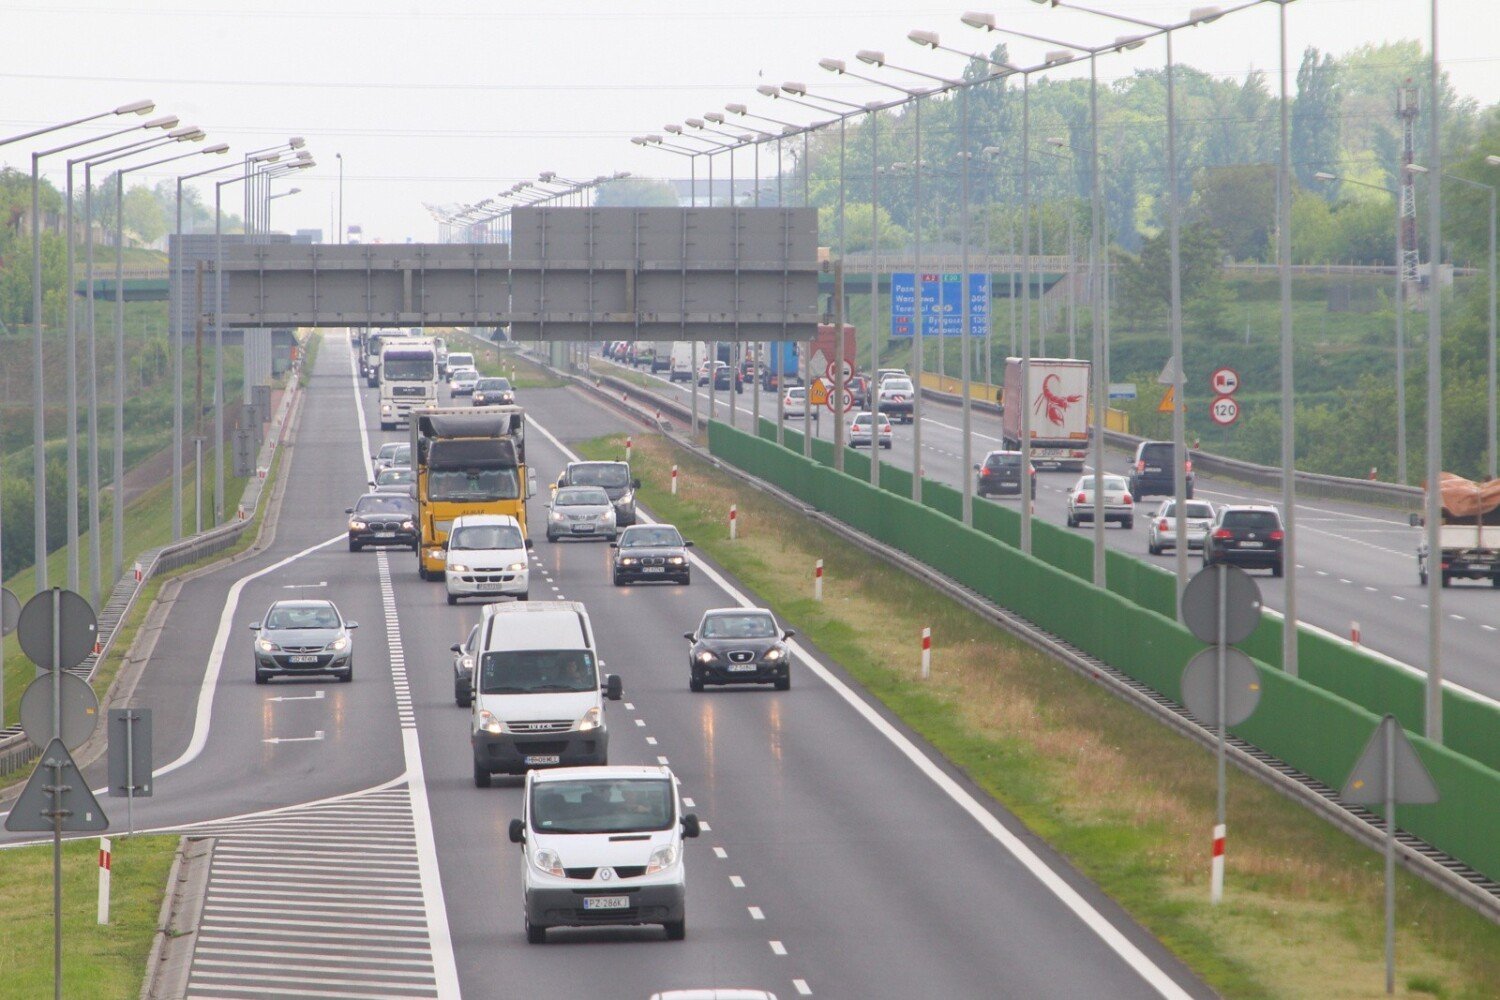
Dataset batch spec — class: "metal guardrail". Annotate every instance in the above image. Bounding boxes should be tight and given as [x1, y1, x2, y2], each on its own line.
[0, 371, 301, 777]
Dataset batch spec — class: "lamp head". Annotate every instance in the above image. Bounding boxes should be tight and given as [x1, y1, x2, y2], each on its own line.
[686, 118, 705, 129]
[115, 99, 156, 116]
[757, 84, 779, 98]
[1405, 163, 1429, 175]
[295, 150, 313, 160]
[645, 135, 663, 145]
[819, 58, 845, 74]
[203, 143, 230, 155]
[145, 115, 179, 130]
[287, 187, 301, 194]
[1313, 171, 1336, 182]
[908, 30, 939, 49]
[855, 50, 884, 67]
[1044, 49, 1076, 66]
[631, 136, 649, 145]
[1486, 155, 1500, 167]
[1046, 137, 1067, 147]
[289, 136, 306, 149]
[960, 11, 995, 30]
[1189, 5, 1224, 24]
[614, 170, 630, 179]
[539, 171, 556, 182]
[705, 112, 725, 124]
[781, 82, 807, 96]
[176, 128, 206, 142]
[726, 103, 748, 115]
[1115, 35, 1147, 51]
[251, 151, 281, 163]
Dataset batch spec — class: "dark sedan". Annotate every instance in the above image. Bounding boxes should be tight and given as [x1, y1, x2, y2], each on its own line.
[472, 377, 516, 407]
[684, 608, 794, 692]
[249, 599, 358, 684]
[611, 524, 693, 585]
[346, 493, 418, 552]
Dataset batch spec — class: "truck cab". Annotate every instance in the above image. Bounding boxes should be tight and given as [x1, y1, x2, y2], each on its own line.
[378, 337, 439, 430]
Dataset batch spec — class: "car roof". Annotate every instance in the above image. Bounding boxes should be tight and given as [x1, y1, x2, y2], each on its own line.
[452, 513, 521, 529]
[268, 599, 337, 612]
[530, 764, 671, 785]
[702, 606, 774, 619]
[1222, 504, 1279, 513]
[568, 460, 625, 468]
[479, 600, 591, 649]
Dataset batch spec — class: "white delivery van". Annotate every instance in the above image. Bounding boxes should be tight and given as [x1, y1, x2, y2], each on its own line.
[470, 601, 621, 786]
[446, 351, 476, 377]
[508, 764, 700, 942]
[669, 343, 700, 382]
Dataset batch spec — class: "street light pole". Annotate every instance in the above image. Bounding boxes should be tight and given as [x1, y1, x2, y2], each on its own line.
[1424, 0, 1444, 744]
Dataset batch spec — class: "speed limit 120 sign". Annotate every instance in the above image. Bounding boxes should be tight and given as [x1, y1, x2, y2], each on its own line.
[1210, 395, 1240, 426]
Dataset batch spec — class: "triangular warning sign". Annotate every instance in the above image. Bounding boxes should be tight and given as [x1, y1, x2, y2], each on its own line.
[1157, 386, 1176, 414]
[1157, 355, 1180, 385]
[4, 738, 108, 833]
[1341, 715, 1440, 807]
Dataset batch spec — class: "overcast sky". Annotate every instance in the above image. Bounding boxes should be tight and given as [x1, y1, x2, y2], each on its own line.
[3, 0, 1494, 243]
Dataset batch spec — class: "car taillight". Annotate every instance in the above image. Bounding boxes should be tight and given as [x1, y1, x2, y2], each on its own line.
[1071, 450, 1086, 458]
[1136, 459, 1146, 472]
[1122, 494, 1132, 505]
[1076, 492, 1087, 503]
[980, 469, 993, 477]
[1269, 530, 1285, 541]
[1158, 519, 1169, 531]
[1213, 528, 1233, 540]
[1185, 460, 1194, 473]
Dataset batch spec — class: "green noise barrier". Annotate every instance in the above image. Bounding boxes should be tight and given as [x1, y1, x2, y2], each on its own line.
[715, 420, 1500, 884]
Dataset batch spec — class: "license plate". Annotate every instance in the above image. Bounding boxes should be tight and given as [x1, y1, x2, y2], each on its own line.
[1239, 540, 1264, 548]
[643, 566, 665, 573]
[373, 532, 395, 539]
[728, 663, 758, 672]
[476, 583, 504, 591]
[582, 896, 629, 910]
[288, 655, 318, 664]
[524, 755, 561, 765]
[571, 524, 595, 533]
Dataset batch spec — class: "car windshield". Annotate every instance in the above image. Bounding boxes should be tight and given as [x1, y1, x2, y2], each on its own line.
[451, 368, 477, 380]
[450, 524, 524, 550]
[530, 778, 673, 835]
[556, 487, 609, 506]
[701, 614, 777, 639]
[1140, 443, 1175, 464]
[476, 378, 512, 391]
[851, 415, 872, 427]
[1164, 501, 1214, 519]
[429, 468, 519, 502]
[377, 469, 413, 485]
[1224, 510, 1281, 529]
[377, 443, 401, 460]
[265, 605, 340, 630]
[1081, 476, 1129, 492]
[389, 446, 411, 467]
[619, 526, 683, 548]
[787, 388, 805, 398]
[478, 648, 596, 695]
[986, 454, 1020, 469]
[884, 380, 913, 392]
[447, 354, 474, 368]
[568, 464, 629, 488]
[355, 495, 415, 514]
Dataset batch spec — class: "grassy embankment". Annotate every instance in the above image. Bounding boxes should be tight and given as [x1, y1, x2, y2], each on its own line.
[443, 331, 565, 388]
[578, 430, 1500, 1000]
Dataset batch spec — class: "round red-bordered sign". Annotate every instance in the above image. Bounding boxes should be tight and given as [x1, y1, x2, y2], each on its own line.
[1210, 366, 1240, 396]
[1210, 394, 1240, 426]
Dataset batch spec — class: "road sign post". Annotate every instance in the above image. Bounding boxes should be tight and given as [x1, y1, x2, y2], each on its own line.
[108, 708, 153, 837]
[1, 586, 18, 729]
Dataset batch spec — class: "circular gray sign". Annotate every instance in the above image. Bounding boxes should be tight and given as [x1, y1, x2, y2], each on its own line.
[1179, 564, 1263, 646]
[1, 587, 18, 636]
[19, 673, 100, 750]
[17, 589, 97, 672]
[1180, 647, 1263, 728]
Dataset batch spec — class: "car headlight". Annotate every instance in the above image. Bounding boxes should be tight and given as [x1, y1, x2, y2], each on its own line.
[667, 556, 685, 565]
[646, 843, 679, 875]
[327, 636, 349, 652]
[255, 638, 278, 653]
[506, 561, 528, 572]
[401, 520, 414, 530]
[532, 848, 565, 877]
[549, 511, 565, 522]
[478, 709, 504, 734]
[448, 563, 470, 573]
[577, 707, 603, 732]
[381, 403, 392, 413]
[620, 557, 638, 566]
[695, 650, 718, 664]
[762, 647, 784, 662]
[349, 520, 367, 530]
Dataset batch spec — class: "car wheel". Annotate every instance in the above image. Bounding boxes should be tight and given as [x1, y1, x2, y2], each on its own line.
[680, 573, 691, 586]
[1186, 485, 1196, 500]
[612, 573, 624, 586]
[1148, 540, 1160, 555]
[1066, 513, 1077, 528]
[1441, 572, 1451, 588]
[1122, 517, 1134, 530]
[1418, 568, 1429, 586]
[348, 540, 361, 552]
[455, 685, 469, 708]
[418, 564, 430, 581]
[340, 664, 354, 683]
[664, 918, 686, 941]
[546, 531, 557, 542]
[254, 669, 269, 685]
[517, 591, 529, 602]
[1272, 561, 1285, 578]
[473, 762, 492, 788]
[526, 918, 546, 945]
[882, 441, 892, 449]
[774, 676, 791, 691]
[689, 674, 704, 693]
[446, 593, 458, 606]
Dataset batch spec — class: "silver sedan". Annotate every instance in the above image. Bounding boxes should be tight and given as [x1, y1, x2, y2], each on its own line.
[545, 485, 617, 542]
[1066, 474, 1136, 529]
[1147, 498, 1217, 554]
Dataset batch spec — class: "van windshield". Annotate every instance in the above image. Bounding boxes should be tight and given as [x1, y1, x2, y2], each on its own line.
[530, 778, 673, 834]
[450, 524, 524, 550]
[479, 649, 596, 695]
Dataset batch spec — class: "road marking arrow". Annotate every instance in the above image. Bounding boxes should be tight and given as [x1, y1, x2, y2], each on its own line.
[267, 690, 325, 703]
[263, 730, 325, 744]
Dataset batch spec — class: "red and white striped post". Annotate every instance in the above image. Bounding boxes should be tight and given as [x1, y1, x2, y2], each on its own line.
[728, 504, 738, 541]
[1350, 621, 1361, 646]
[1368, 466, 1378, 481]
[132, 561, 143, 583]
[97, 837, 112, 925]
[671, 464, 679, 495]
[1210, 823, 1226, 904]
[920, 627, 932, 680]
[814, 559, 824, 601]
[625, 435, 633, 463]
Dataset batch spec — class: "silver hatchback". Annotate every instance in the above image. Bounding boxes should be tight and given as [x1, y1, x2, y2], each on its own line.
[545, 485, 617, 542]
[1147, 499, 1217, 554]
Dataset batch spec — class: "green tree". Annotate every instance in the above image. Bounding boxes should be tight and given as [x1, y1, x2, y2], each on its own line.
[1189, 164, 1275, 261]
[593, 177, 680, 207]
[122, 184, 167, 245]
[1116, 221, 1230, 333]
[1292, 47, 1341, 192]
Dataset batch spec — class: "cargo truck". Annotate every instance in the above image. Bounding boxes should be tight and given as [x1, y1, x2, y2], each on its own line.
[760, 341, 801, 390]
[1413, 473, 1500, 587]
[1001, 357, 1091, 471]
[378, 338, 439, 430]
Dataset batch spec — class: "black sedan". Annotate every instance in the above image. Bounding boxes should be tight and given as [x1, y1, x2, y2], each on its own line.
[249, 599, 358, 684]
[684, 607, 795, 692]
[346, 493, 418, 552]
[611, 524, 693, 585]
[472, 377, 515, 407]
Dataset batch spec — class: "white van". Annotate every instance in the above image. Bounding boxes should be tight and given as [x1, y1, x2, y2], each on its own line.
[669, 342, 700, 382]
[446, 351, 476, 377]
[508, 764, 700, 943]
[470, 601, 621, 786]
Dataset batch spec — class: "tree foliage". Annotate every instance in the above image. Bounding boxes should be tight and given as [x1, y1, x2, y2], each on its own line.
[594, 177, 679, 207]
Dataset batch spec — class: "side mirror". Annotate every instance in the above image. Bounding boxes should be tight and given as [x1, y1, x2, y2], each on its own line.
[608, 542, 618, 549]
[450, 643, 462, 653]
[344, 507, 354, 514]
[604, 674, 623, 701]
[972, 464, 981, 471]
[632, 478, 642, 489]
[368, 481, 376, 487]
[346, 622, 359, 630]
[683, 632, 695, 642]
[683, 540, 694, 548]
[508, 818, 525, 844]
[247, 622, 261, 630]
[1408, 513, 1422, 527]
[525, 538, 534, 549]
[681, 813, 701, 839]
[783, 629, 796, 640]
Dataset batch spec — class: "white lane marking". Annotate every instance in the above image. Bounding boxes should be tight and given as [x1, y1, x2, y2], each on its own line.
[634, 718, 646, 727]
[749, 906, 765, 920]
[1338, 578, 1352, 585]
[794, 980, 813, 996]
[1364, 586, 1378, 592]
[1392, 595, 1406, 601]
[1484, 625, 1498, 632]
[525, 411, 1216, 1000]
[713, 847, 727, 859]
[1451, 614, 1467, 622]
[770, 940, 788, 956]
[645, 736, 658, 745]
[263, 731, 325, 745]
[682, 797, 695, 808]
[624, 702, 636, 711]
[281, 581, 329, 589]
[657, 755, 670, 766]
[268, 691, 325, 703]
[699, 821, 711, 832]
[375, 549, 461, 997]
[729, 875, 745, 888]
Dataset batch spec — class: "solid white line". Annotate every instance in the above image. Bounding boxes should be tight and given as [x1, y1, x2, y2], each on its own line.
[194, 958, 435, 979]
[197, 926, 429, 945]
[195, 945, 432, 961]
[528, 410, 1197, 1000]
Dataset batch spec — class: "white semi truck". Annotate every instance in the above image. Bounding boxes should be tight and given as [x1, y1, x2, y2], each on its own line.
[378, 338, 439, 430]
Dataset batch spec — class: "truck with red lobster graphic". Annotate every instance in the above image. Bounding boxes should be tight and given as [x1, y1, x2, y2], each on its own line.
[1001, 357, 1091, 471]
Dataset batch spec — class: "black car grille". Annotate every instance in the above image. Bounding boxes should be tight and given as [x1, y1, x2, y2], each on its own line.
[511, 740, 569, 755]
[361, 519, 408, 532]
[727, 650, 756, 664]
[641, 556, 666, 567]
[563, 866, 648, 880]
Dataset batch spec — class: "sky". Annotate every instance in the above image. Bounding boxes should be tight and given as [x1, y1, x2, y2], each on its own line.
[3, 0, 1495, 244]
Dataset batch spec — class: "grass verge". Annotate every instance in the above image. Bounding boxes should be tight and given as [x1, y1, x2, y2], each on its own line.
[578, 431, 1500, 1000]
[298, 329, 323, 388]
[446, 332, 564, 388]
[0, 835, 179, 999]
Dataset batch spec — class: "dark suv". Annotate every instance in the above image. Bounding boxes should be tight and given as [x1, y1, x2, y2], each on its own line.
[1128, 441, 1194, 501]
[974, 450, 1037, 498]
[1202, 504, 1284, 576]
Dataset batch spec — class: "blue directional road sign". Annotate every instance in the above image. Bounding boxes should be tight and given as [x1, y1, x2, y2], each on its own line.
[891, 272, 989, 338]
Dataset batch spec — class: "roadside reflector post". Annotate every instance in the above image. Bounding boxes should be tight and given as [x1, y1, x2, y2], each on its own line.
[671, 465, 679, 496]
[132, 562, 142, 583]
[814, 559, 824, 601]
[1210, 823, 1225, 904]
[1351, 621, 1361, 646]
[728, 504, 738, 541]
[1369, 467, 1378, 481]
[625, 436, 633, 463]
[920, 627, 931, 679]
[97, 837, 111, 925]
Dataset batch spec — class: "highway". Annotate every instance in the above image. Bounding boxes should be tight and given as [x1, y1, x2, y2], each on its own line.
[600, 358, 1500, 709]
[3, 337, 1214, 998]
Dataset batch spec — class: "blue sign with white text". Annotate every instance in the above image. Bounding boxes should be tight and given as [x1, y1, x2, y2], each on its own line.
[890, 273, 989, 338]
